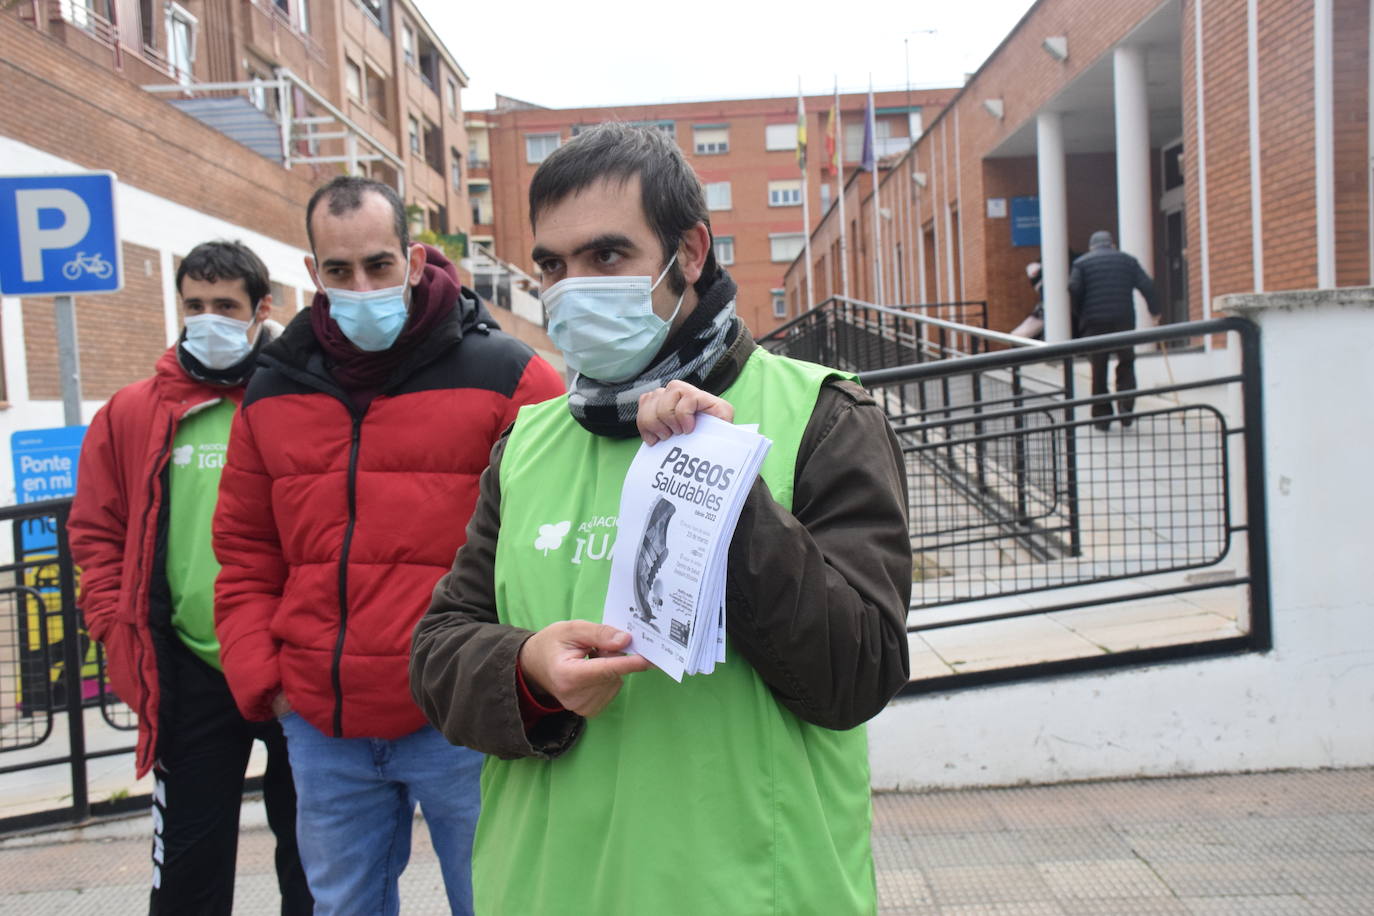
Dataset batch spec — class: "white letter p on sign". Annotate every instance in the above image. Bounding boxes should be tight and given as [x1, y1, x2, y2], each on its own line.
[15, 189, 91, 283]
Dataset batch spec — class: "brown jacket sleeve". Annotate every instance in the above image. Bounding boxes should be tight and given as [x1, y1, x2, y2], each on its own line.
[725, 380, 911, 729]
[410, 380, 912, 757]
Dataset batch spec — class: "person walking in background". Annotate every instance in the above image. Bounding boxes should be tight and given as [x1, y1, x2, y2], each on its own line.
[212, 176, 564, 916]
[1068, 229, 1160, 430]
[68, 240, 311, 915]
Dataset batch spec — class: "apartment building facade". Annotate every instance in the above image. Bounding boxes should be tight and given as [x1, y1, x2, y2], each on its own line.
[784, 0, 1372, 341]
[469, 88, 957, 335]
[0, 2, 554, 502]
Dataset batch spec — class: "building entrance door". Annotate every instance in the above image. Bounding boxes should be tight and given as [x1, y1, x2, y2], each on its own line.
[1159, 139, 1188, 327]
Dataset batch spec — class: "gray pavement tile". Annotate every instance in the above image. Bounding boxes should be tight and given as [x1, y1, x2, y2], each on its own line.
[0, 885, 148, 915]
[941, 903, 1068, 915]
[1036, 859, 1174, 899]
[1277, 855, 1374, 894]
[1117, 822, 1254, 863]
[926, 863, 1059, 906]
[1180, 895, 1315, 914]
[1149, 860, 1298, 897]
[1058, 899, 1192, 914]
[1304, 895, 1374, 915]
[1010, 826, 1137, 862]
[984, 787, 1113, 830]
[1228, 815, 1374, 856]
[890, 830, 1034, 868]
[876, 866, 934, 908]
[874, 789, 1008, 835]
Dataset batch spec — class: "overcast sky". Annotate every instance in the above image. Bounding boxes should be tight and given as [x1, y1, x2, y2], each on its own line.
[411, 0, 1039, 111]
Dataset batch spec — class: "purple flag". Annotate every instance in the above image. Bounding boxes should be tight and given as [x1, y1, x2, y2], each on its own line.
[860, 87, 876, 172]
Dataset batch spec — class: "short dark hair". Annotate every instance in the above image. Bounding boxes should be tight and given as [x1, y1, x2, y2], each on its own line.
[528, 123, 719, 297]
[305, 175, 409, 255]
[176, 240, 270, 305]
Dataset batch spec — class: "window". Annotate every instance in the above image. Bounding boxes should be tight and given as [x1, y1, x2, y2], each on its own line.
[694, 126, 729, 155]
[765, 123, 798, 151]
[165, 3, 198, 85]
[140, 0, 156, 46]
[423, 118, 443, 172]
[358, 0, 384, 27]
[769, 233, 805, 263]
[365, 64, 387, 119]
[345, 58, 362, 99]
[772, 289, 787, 318]
[408, 115, 421, 154]
[450, 148, 462, 189]
[402, 22, 415, 67]
[844, 122, 864, 163]
[525, 133, 560, 164]
[713, 236, 735, 266]
[819, 181, 832, 213]
[446, 77, 458, 117]
[297, 0, 310, 34]
[768, 180, 802, 207]
[704, 182, 732, 211]
[417, 35, 439, 88]
[247, 70, 277, 114]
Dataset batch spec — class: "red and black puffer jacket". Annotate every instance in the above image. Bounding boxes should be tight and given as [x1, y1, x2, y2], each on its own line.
[213, 282, 565, 740]
[68, 348, 247, 777]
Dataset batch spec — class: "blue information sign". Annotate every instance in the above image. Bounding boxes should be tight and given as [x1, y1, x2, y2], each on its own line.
[1010, 195, 1041, 248]
[12, 426, 87, 552]
[0, 172, 122, 296]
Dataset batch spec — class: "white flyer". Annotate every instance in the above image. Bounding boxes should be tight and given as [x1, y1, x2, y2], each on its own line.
[603, 415, 770, 681]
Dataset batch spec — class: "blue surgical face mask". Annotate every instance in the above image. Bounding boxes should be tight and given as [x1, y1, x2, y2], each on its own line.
[543, 255, 684, 382]
[325, 283, 410, 352]
[183, 313, 259, 369]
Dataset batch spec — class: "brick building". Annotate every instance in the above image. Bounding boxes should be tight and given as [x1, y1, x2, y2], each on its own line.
[470, 88, 957, 335]
[0, 1, 560, 503]
[784, 0, 1372, 344]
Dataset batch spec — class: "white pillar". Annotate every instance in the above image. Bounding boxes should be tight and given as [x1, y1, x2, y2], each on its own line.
[1037, 112, 1072, 343]
[1314, 0, 1336, 288]
[1114, 45, 1155, 327]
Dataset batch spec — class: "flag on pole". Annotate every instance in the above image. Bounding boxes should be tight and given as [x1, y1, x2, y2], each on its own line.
[860, 87, 876, 172]
[796, 88, 808, 172]
[825, 105, 837, 171]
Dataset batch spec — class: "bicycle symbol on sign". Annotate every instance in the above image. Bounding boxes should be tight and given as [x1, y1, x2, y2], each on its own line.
[61, 251, 114, 281]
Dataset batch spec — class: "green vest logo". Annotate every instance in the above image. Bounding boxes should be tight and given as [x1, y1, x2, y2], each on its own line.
[534, 521, 570, 554]
[533, 517, 620, 564]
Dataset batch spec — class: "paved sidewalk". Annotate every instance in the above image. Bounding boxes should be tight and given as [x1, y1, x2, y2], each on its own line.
[1, 767, 1370, 914]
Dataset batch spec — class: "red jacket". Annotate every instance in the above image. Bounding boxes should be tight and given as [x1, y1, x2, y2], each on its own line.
[213, 283, 565, 740]
[67, 348, 247, 777]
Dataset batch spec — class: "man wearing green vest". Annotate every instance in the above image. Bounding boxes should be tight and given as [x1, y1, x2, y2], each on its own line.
[69, 240, 311, 914]
[411, 122, 912, 915]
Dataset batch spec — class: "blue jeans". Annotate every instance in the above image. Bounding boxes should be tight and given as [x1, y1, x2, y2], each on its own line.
[278, 714, 482, 916]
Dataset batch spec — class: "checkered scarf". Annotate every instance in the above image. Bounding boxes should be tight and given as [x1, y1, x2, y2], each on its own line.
[567, 270, 739, 438]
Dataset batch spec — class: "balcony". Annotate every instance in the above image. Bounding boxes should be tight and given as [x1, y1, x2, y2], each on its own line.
[143, 67, 408, 192]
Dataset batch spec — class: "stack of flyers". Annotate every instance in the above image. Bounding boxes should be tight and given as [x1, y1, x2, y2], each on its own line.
[602, 414, 771, 681]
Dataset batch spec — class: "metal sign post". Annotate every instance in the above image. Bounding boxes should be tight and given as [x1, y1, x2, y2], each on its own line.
[0, 171, 123, 425]
[54, 295, 82, 426]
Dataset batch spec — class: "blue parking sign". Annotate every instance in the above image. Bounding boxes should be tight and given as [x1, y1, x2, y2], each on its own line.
[0, 172, 122, 296]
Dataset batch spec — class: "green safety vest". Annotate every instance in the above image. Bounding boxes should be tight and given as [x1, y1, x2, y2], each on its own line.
[484, 348, 874, 915]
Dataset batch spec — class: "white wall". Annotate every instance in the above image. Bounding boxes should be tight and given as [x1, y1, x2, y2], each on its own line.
[869, 287, 1374, 789]
[0, 136, 312, 506]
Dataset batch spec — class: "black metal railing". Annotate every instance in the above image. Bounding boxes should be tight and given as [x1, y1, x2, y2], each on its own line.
[765, 299, 1270, 690]
[0, 498, 139, 833]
